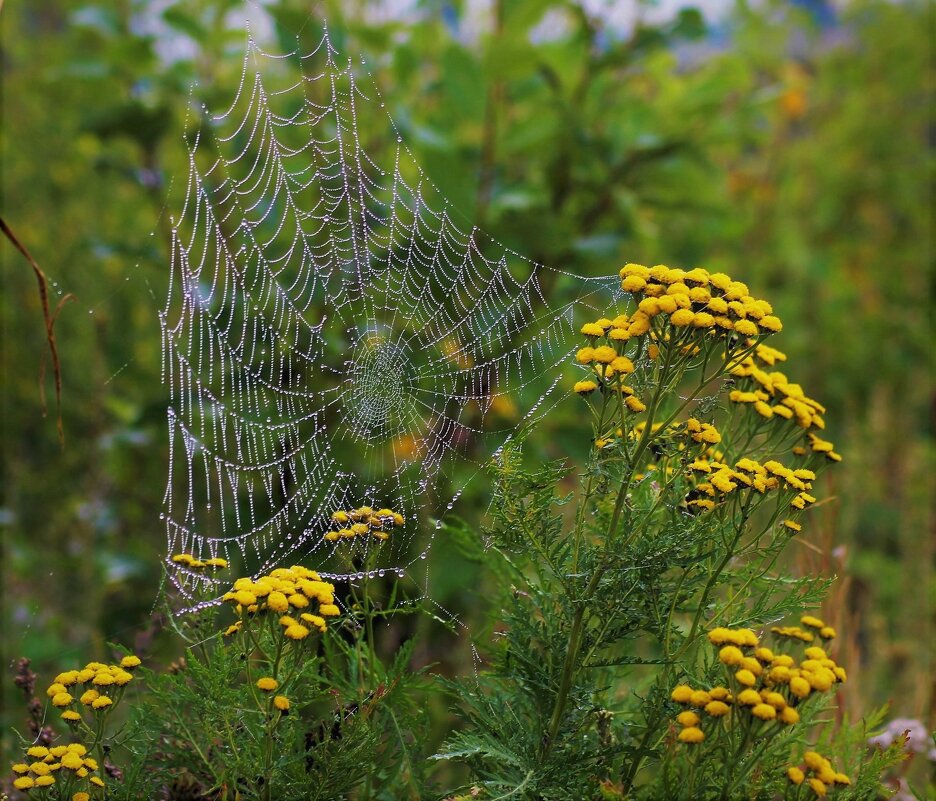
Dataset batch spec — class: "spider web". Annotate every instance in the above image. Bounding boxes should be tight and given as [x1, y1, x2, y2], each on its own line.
[161, 28, 619, 601]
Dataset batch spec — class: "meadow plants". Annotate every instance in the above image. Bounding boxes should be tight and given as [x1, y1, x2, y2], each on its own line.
[5, 265, 906, 800]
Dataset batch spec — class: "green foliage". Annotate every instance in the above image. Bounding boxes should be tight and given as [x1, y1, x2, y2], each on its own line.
[2, 1, 932, 798]
[435, 272, 881, 799]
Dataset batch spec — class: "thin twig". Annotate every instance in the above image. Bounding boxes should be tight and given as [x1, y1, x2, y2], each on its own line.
[1, 215, 75, 448]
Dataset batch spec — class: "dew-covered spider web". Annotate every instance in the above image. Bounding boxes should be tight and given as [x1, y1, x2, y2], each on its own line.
[161, 28, 619, 602]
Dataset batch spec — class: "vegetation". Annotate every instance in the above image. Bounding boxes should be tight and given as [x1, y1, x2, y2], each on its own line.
[2, 1, 932, 799]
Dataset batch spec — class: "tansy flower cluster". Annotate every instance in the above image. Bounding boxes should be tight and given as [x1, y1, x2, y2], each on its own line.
[10, 741, 106, 794]
[619, 263, 783, 338]
[324, 505, 405, 543]
[786, 751, 851, 797]
[573, 318, 644, 411]
[669, 622, 846, 746]
[40, 656, 141, 727]
[222, 565, 340, 638]
[728, 347, 841, 462]
[772, 614, 838, 643]
[170, 553, 228, 570]
[255, 677, 291, 715]
[687, 455, 819, 523]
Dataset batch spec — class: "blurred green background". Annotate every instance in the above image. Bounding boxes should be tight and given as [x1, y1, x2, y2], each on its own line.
[1, 0, 932, 763]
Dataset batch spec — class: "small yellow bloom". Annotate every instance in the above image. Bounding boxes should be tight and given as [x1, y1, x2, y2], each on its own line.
[624, 396, 646, 413]
[670, 685, 693, 704]
[759, 315, 782, 332]
[677, 726, 705, 744]
[90, 776, 105, 787]
[718, 646, 744, 666]
[92, 696, 113, 710]
[688, 690, 711, 707]
[820, 626, 837, 640]
[705, 700, 730, 717]
[707, 628, 732, 645]
[74, 793, 91, 801]
[35, 774, 56, 787]
[580, 322, 605, 337]
[751, 703, 776, 721]
[284, 624, 310, 640]
[266, 591, 289, 612]
[737, 689, 761, 706]
[779, 706, 800, 725]
[669, 308, 695, 327]
[676, 710, 700, 727]
[575, 347, 595, 364]
[787, 767, 805, 785]
[257, 677, 278, 692]
[621, 274, 647, 293]
[763, 691, 786, 709]
[234, 590, 257, 606]
[120, 655, 142, 669]
[574, 380, 598, 395]
[274, 695, 290, 712]
[592, 345, 616, 364]
[609, 355, 634, 374]
[808, 778, 827, 797]
[52, 691, 74, 707]
[789, 676, 811, 699]
[734, 669, 756, 687]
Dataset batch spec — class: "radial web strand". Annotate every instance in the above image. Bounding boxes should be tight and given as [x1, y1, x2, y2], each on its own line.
[161, 29, 619, 601]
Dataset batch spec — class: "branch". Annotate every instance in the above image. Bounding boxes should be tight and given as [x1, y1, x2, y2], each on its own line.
[1, 215, 75, 448]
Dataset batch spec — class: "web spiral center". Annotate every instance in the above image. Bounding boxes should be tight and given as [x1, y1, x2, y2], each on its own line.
[341, 336, 416, 444]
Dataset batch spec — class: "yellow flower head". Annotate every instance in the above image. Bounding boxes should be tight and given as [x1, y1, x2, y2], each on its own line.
[284, 624, 310, 641]
[705, 700, 730, 717]
[676, 710, 700, 727]
[689, 690, 711, 707]
[787, 767, 805, 785]
[734, 669, 756, 687]
[789, 676, 811, 699]
[677, 726, 705, 744]
[670, 684, 693, 704]
[256, 677, 278, 692]
[273, 695, 290, 712]
[719, 646, 744, 666]
[52, 691, 74, 707]
[576, 347, 595, 365]
[751, 703, 776, 721]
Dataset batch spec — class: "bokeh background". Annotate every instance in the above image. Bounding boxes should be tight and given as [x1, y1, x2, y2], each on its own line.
[2, 0, 932, 775]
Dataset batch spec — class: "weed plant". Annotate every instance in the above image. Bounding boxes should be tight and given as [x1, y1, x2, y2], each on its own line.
[5, 266, 908, 800]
